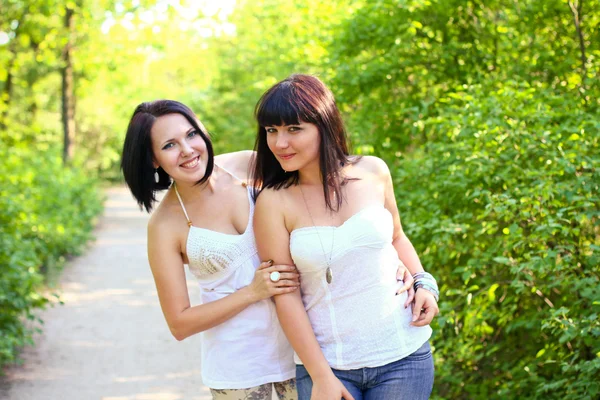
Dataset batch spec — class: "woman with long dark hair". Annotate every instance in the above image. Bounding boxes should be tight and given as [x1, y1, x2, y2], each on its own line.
[121, 100, 298, 399]
[253, 74, 439, 400]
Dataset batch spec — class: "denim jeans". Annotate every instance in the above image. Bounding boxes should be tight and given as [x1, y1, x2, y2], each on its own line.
[296, 341, 434, 400]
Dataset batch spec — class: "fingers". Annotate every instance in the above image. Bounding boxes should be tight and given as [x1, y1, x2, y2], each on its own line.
[411, 294, 425, 325]
[342, 388, 356, 400]
[411, 292, 440, 326]
[404, 287, 415, 308]
[264, 263, 297, 273]
[259, 261, 297, 273]
[276, 272, 300, 282]
[274, 279, 299, 288]
[395, 263, 413, 295]
[411, 306, 436, 327]
[259, 265, 299, 284]
[258, 259, 273, 270]
[273, 286, 298, 295]
[396, 278, 412, 295]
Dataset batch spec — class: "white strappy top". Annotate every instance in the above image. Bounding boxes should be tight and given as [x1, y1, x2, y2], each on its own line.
[290, 204, 432, 370]
[173, 172, 294, 389]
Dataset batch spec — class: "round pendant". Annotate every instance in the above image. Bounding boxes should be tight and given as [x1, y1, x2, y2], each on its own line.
[325, 267, 333, 284]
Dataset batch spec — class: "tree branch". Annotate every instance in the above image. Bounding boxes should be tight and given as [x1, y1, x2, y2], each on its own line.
[568, 0, 588, 103]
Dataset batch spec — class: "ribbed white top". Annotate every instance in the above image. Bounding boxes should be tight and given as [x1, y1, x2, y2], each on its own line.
[174, 184, 295, 389]
[290, 204, 432, 370]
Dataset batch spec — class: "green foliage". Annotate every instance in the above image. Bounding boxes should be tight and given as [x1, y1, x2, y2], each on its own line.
[328, 0, 599, 155]
[394, 82, 599, 399]
[0, 141, 102, 369]
[193, 0, 354, 155]
[1, 0, 599, 395]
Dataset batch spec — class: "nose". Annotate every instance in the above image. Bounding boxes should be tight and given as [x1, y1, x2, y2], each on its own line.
[181, 140, 194, 157]
[275, 133, 289, 149]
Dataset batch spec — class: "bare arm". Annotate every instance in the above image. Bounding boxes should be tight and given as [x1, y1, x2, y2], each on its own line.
[379, 162, 425, 276]
[215, 150, 255, 182]
[375, 157, 439, 326]
[254, 189, 354, 400]
[147, 215, 297, 341]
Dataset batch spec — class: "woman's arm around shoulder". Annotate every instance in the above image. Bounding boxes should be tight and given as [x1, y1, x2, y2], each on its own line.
[215, 150, 255, 181]
[147, 201, 295, 341]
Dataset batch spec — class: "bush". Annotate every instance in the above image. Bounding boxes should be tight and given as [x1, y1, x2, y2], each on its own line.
[0, 145, 102, 370]
[393, 82, 600, 399]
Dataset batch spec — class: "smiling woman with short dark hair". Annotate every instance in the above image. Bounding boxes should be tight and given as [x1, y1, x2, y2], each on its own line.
[121, 99, 298, 399]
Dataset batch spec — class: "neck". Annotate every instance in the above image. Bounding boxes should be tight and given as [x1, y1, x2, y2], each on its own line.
[297, 158, 323, 186]
[172, 166, 219, 200]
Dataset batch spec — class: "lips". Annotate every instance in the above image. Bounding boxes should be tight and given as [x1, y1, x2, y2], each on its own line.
[278, 153, 296, 161]
[180, 156, 200, 169]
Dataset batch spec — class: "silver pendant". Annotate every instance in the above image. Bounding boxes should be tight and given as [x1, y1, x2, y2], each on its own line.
[326, 267, 333, 284]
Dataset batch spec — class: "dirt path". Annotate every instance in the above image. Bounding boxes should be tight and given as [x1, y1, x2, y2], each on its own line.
[0, 187, 211, 400]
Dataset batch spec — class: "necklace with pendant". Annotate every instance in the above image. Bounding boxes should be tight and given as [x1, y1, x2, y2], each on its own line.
[299, 185, 335, 284]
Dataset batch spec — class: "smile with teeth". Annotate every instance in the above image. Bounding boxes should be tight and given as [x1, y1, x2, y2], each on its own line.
[180, 156, 200, 169]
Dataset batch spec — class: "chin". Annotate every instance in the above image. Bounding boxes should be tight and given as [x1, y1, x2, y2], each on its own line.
[278, 160, 300, 172]
[178, 169, 207, 183]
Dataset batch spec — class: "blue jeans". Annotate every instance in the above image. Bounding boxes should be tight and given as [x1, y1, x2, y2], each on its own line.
[296, 341, 434, 400]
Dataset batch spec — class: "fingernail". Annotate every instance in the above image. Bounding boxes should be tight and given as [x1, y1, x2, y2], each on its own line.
[412, 315, 418, 321]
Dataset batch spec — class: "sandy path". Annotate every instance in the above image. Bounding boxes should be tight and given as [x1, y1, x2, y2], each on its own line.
[0, 187, 211, 400]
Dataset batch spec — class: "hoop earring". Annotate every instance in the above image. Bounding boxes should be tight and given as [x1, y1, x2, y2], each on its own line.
[154, 168, 160, 183]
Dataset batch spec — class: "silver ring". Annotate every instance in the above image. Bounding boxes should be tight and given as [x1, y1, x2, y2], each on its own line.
[269, 271, 281, 282]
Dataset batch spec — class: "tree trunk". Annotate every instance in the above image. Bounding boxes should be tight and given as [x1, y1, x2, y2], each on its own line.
[568, 0, 589, 105]
[0, 13, 23, 130]
[0, 57, 14, 130]
[62, 6, 76, 164]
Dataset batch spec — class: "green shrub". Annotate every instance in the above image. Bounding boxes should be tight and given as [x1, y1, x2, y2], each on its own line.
[0, 145, 102, 370]
[394, 82, 599, 399]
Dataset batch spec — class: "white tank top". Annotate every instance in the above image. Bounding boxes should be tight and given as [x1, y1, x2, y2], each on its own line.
[290, 203, 432, 370]
[173, 175, 295, 389]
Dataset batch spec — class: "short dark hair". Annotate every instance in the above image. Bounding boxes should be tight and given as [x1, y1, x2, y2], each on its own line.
[251, 74, 354, 211]
[121, 100, 214, 212]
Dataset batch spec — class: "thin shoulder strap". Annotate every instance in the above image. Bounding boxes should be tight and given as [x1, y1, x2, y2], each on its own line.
[218, 164, 247, 187]
[173, 183, 193, 227]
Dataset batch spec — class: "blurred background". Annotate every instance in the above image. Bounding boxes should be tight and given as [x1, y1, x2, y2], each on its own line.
[0, 0, 599, 399]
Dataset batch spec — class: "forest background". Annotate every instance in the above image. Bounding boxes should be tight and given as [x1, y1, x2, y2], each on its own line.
[1, 0, 599, 398]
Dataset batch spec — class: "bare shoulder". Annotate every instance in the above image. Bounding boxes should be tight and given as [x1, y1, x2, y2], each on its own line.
[147, 195, 180, 239]
[147, 201, 168, 234]
[215, 150, 255, 180]
[352, 155, 391, 179]
[255, 187, 285, 213]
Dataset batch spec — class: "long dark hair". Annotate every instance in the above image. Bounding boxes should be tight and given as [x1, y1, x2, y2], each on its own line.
[251, 74, 353, 211]
[121, 100, 214, 212]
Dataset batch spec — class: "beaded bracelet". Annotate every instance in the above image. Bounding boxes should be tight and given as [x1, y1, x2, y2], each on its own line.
[413, 271, 440, 302]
